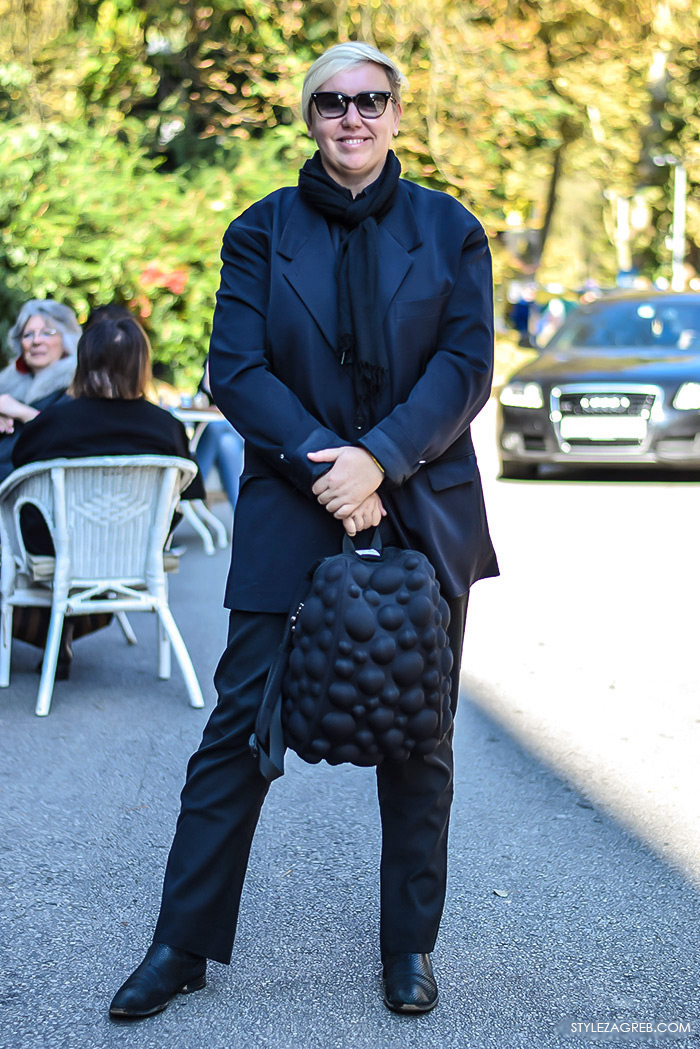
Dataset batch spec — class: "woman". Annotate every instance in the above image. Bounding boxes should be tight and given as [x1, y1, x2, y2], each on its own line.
[13, 314, 205, 483]
[11, 314, 205, 675]
[0, 299, 80, 480]
[110, 42, 498, 1019]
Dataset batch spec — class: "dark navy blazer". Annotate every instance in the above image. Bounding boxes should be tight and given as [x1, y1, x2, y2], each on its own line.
[209, 178, 499, 612]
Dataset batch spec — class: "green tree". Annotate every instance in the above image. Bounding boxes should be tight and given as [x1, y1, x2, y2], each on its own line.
[0, 118, 300, 377]
[2, 0, 699, 360]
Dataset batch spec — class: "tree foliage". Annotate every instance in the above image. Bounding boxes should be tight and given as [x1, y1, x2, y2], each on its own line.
[1, 0, 698, 373]
[0, 116, 305, 377]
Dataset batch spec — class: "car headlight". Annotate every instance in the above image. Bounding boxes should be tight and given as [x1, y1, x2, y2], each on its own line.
[673, 382, 700, 410]
[499, 381, 544, 409]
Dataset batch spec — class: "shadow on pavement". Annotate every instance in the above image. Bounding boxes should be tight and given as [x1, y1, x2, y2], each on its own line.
[0, 511, 698, 1049]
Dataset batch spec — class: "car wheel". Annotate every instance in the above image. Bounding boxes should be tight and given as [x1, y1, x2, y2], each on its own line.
[499, 460, 539, 480]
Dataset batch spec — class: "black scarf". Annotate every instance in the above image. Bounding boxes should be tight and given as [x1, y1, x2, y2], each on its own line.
[298, 150, 401, 428]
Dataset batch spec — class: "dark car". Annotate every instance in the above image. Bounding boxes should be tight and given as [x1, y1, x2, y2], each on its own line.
[497, 291, 700, 478]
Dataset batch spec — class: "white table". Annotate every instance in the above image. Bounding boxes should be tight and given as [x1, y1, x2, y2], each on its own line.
[171, 406, 230, 555]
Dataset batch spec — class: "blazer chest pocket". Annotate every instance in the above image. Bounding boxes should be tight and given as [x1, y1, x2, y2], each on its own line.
[425, 454, 477, 491]
[393, 295, 450, 366]
[395, 295, 449, 322]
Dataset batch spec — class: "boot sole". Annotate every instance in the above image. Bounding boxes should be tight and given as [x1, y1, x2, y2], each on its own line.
[109, 975, 206, 1020]
[383, 992, 439, 1014]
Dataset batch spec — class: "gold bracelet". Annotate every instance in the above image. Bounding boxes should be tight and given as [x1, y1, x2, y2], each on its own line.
[369, 453, 385, 475]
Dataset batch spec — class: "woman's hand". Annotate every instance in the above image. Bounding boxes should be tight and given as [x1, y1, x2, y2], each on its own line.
[0, 412, 15, 434]
[0, 394, 39, 425]
[341, 492, 387, 537]
[308, 446, 384, 518]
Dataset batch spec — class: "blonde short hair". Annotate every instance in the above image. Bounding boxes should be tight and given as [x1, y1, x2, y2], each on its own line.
[302, 42, 407, 126]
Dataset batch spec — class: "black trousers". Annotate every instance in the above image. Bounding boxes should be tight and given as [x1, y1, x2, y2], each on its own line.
[153, 593, 468, 964]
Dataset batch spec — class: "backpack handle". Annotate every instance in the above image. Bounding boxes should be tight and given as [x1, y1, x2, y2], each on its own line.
[342, 527, 382, 560]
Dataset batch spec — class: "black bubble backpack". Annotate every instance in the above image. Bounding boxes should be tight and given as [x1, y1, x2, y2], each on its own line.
[251, 532, 453, 781]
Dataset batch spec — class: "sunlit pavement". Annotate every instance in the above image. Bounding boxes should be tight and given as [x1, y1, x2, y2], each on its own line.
[2, 443, 699, 1049]
[469, 399, 700, 882]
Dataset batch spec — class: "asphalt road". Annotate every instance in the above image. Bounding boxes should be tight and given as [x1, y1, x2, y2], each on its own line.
[1, 409, 699, 1049]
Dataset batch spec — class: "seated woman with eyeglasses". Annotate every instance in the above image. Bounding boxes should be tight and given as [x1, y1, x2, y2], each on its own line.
[10, 314, 205, 678]
[0, 299, 81, 481]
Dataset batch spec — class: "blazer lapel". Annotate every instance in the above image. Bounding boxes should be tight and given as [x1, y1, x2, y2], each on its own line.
[277, 196, 339, 350]
[375, 182, 422, 320]
[277, 181, 423, 349]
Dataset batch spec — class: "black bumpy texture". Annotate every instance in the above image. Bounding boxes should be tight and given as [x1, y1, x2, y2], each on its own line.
[282, 546, 453, 767]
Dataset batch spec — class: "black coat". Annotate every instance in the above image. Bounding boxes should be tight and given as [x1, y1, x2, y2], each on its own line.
[12, 396, 205, 499]
[0, 389, 68, 482]
[209, 178, 499, 612]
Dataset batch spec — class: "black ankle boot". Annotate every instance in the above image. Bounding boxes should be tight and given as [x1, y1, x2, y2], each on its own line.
[109, 942, 206, 1019]
[383, 952, 439, 1013]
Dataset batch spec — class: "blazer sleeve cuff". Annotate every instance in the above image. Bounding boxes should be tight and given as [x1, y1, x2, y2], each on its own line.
[279, 425, 345, 494]
[359, 422, 421, 487]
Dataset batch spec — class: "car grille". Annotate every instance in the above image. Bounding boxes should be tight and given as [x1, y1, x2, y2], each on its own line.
[553, 386, 659, 449]
[558, 392, 655, 417]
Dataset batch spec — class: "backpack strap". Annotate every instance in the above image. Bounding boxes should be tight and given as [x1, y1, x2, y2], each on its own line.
[250, 564, 319, 782]
[250, 617, 294, 781]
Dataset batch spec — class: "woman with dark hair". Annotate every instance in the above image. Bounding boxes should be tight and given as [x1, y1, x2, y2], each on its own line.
[0, 299, 80, 480]
[111, 41, 497, 1020]
[13, 316, 203, 475]
[10, 315, 204, 676]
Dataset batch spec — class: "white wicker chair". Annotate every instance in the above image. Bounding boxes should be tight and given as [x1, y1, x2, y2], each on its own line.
[0, 455, 205, 716]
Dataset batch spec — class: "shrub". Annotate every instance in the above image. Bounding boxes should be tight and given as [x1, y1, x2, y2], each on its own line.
[0, 120, 305, 383]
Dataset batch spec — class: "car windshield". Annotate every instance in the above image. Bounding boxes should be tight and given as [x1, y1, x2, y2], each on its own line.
[546, 299, 700, 351]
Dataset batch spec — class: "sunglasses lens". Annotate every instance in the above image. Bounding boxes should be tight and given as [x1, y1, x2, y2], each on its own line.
[313, 93, 346, 118]
[356, 93, 389, 117]
[312, 92, 391, 118]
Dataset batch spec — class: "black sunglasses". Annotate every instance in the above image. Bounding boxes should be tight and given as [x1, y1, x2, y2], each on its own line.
[311, 91, 395, 120]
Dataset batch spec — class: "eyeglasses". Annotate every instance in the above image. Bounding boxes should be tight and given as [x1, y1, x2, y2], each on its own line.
[21, 328, 58, 341]
[311, 91, 395, 120]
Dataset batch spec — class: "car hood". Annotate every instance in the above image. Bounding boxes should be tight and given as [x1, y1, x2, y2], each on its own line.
[513, 347, 700, 386]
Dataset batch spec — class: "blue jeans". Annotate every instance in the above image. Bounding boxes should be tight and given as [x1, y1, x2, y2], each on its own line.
[195, 420, 244, 509]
